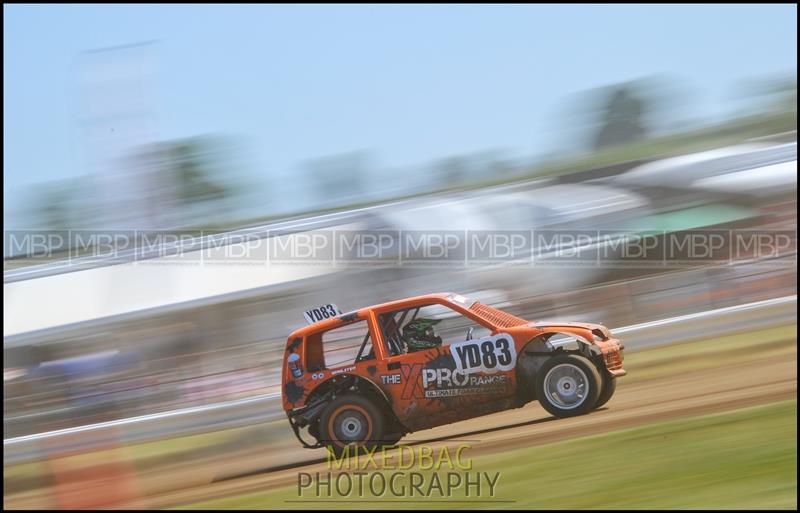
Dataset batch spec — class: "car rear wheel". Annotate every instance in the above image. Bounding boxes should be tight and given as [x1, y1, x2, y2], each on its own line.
[318, 394, 386, 456]
[381, 431, 404, 447]
[536, 354, 601, 418]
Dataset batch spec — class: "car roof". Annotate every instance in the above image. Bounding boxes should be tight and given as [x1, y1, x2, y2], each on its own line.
[287, 292, 453, 340]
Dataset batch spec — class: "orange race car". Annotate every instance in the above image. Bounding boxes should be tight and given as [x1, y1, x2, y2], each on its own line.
[282, 293, 625, 454]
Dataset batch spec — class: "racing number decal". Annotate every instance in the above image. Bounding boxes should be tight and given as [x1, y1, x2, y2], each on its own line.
[303, 304, 342, 324]
[495, 337, 514, 366]
[450, 334, 517, 374]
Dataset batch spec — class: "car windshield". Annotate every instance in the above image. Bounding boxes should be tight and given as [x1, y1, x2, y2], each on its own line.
[446, 293, 479, 308]
[379, 302, 493, 355]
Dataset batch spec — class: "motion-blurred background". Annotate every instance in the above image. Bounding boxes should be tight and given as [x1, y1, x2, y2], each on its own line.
[3, 4, 797, 510]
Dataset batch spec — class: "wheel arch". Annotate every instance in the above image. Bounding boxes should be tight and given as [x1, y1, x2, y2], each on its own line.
[515, 331, 605, 402]
[305, 373, 406, 431]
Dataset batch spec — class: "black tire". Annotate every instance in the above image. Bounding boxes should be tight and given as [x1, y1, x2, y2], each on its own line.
[381, 431, 404, 447]
[308, 421, 320, 441]
[594, 372, 617, 409]
[535, 354, 602, 418]
[318, 394, 386, 456]
[380, 410, 406, 447]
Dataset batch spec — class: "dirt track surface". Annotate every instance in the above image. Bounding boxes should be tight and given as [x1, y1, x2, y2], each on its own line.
[140, 348, 797, 509]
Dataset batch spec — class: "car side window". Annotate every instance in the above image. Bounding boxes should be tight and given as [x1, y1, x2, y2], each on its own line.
[320, 320, 375, 367]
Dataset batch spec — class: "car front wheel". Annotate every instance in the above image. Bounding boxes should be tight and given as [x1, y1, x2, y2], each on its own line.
[536, 354, 602, 418]
[594, 371, 617, 409]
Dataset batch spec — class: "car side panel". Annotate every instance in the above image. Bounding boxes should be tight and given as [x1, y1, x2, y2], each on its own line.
[374, 331, 522, 432]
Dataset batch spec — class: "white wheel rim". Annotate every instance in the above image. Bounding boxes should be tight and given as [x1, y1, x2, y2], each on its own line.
[340, 415, 364, 438]
[543, 363, 589, 410]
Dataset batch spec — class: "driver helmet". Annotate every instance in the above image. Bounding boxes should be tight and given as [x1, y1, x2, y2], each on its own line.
[402, 318, 443, 352]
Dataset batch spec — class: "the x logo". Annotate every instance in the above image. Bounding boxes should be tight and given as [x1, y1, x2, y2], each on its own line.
[400, 363, 424, 400]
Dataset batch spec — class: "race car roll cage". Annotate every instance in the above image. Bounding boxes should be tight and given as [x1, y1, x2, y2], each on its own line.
[378, 305, 423, 356]
[349, 306, 426, 364]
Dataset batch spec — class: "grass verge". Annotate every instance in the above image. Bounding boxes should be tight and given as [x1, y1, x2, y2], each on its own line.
[180, 399, 797, 510]
[621, 323, 797, 384]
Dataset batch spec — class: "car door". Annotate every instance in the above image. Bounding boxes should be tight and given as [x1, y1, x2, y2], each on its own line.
[372, 300, 519, 432]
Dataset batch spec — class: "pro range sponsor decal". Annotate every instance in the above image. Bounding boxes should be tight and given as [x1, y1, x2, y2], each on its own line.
[421, 370, 509, 398]
[418, 334, 517, 398]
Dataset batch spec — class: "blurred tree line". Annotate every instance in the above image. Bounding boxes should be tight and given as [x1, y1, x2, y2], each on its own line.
[549, 72, 796, 157]
[27, 71, 797, 236]
[33, 135, 242, 232]
[593, 87, 649, 150]
[137, 136, 239, 227]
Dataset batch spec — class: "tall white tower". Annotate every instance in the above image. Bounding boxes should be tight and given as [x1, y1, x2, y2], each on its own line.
[78, 41, 164, 231]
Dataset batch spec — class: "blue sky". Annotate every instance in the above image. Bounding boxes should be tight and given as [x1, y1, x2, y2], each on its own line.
[3, 4, 797, 225]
